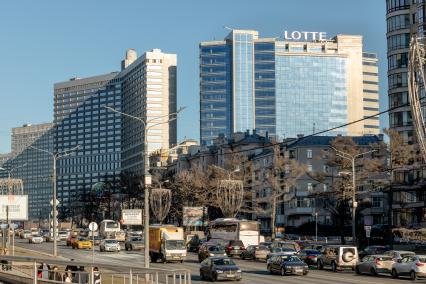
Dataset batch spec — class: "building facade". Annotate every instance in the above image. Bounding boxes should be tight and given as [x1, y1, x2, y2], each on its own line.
[200, 30, 380, 146]
[121, 49, 177, 176]
[54, 73, 122, 219]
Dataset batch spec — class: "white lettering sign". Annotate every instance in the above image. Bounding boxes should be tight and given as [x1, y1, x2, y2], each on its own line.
[0, 195, 28, 221]
[284, 31, 327, 41]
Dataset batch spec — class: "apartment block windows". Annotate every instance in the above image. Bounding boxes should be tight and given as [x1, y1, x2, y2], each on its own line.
[307, 149, 313, 159]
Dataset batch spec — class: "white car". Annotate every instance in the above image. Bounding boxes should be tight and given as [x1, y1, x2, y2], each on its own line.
[58, 230, 69, 240]
[391, 255, 426, 281]
[29, 235, 44, 244]
[100, 239, 121, 252]
[384, 250, 415, 261]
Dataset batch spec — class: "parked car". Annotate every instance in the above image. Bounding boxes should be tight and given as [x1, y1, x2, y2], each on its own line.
[317, 245, 358, 272]
[297, 249, 321, 266]
[241, 245, 269, 261]
[225, 240, 246, 257]
[72, 237, 93, 249]
[100, 239, 120, 252]
[384, 250, 415, 261]
[391, 255, 426, 281]
[199, 257, 242, 281]
[267, 247, 297, 260]
[199, 245, 227, 262]
[28, 234, 44, 244]
[267, 255, 309, 276]
[355, 255, 394, 276]
[358, 246, 389, 259]
[125, 236, 144, 251]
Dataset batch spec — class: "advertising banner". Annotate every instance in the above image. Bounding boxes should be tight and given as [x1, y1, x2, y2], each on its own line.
[0, 195, 28, 221]
[183, 207, 207, 226]
[121, 209, 143, 225]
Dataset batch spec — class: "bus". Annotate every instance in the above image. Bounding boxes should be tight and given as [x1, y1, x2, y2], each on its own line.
[99, 220, 120, 239]
[209, 218, 261, 247]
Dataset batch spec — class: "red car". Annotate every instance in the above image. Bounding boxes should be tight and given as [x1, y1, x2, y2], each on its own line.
[225, 240, 246, 257]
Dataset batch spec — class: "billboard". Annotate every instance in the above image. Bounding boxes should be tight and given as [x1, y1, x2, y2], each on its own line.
[121, 209, 143, 225]
[0, 195, 28, 221]
[183, 207, 207, 227]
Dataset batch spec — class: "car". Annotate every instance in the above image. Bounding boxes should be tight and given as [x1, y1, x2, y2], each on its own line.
[317, 245, 358, 272]
[271, 241, 300, 252]
[241, 245, 269, 261]
[72, 237, 93, 249]
[66, 235, 78, 247]
[391, 254, 426, 281]
[91, 236, 103, 245]
[297, 249, 321, 266]
[225, 240, 245, 257]
[384, 250, 415, 261]
[44, 234, 60, 242]
[267, 247, 297, 260]
[198, 245, 227, 262]
[58, 230, 69, 241]
[259, 242, 272, 250]
[200, 257, 242, 281]
[20, 230, 31, 239]
[124, 236, 144, 251]
[358, 246, 389, 259]
[355, 255, 394, 276]
[28, 234, 44, 244]
[267, 255, 309, 276]
[100, 239, 121, 252]
[187, 235, 202, 252]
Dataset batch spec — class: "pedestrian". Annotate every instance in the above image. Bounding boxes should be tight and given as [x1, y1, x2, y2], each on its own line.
[41, 262, 50, 279]
[49, 266, 62, 282]
[65, 259, 78, 280]
[78, 266, 89, 284]
[93, 267, 101, 284]
[63, 269, 73, 283]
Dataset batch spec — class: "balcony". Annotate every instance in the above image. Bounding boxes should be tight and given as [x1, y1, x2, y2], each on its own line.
[286, 207, 315, 216]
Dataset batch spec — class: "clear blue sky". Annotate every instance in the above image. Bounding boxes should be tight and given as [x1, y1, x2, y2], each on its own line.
[0, 0, 387, 153]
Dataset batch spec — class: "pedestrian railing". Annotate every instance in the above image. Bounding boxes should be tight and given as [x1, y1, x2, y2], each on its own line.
[0, 255, 191, 284]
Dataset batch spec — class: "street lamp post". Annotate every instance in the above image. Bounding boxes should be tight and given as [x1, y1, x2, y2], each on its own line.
[104, 105, 185, 268]
[29, 145, 80, 257]
[331, 147, 377, 245]
[0, 163, 27, 254]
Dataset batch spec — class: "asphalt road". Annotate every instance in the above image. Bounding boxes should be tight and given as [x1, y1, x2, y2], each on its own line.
[14, 239, 425, 284]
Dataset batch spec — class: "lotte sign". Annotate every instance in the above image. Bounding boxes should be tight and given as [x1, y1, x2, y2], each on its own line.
[284, 30, 327, 41]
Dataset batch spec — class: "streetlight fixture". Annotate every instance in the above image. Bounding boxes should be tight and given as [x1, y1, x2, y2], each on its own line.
[29, 144, 80, 257]
[0, 162, 27, 255]
[331, 147, 377, 245]
[104, 105, 185, 268]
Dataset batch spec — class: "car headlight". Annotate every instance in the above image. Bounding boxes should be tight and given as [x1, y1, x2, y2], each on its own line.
[237, 269, 242, 273]
[216, 270, 224, 274]
[209, 253, 214, 256]
[223, 253, 227, 256]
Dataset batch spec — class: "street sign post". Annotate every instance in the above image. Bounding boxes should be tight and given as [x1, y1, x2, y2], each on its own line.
[364, 225, 372, 245]
[89, 222, 98, 263]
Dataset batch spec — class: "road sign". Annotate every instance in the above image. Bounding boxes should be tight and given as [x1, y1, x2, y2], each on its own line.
[10, 223, 18, 229]
[0, 224, 7, 229]
[50, 199, 60, 206]
[0, 195, 28, 221]
[89, 222, 98, 232]
[122, 209, 143, 225]
[364, 225, 372, 238]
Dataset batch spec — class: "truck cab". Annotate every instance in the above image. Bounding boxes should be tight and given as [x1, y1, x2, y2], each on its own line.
[149, 225, 187, 263]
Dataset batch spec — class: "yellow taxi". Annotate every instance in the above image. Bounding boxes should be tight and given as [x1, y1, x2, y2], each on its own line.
[72, 237, 93, 249]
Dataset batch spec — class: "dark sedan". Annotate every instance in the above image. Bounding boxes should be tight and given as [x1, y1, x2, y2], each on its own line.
[125, 236, 144, 251]
[267, 255, 309, 276]
[198, 245, 227, 262]
[200, 257, 242, 281]
[298, 249, 321, 265]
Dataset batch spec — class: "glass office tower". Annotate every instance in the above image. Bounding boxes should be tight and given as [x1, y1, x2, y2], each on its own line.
[200, 30, 379, 145]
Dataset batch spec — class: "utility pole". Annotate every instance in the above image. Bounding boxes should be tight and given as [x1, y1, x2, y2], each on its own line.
[104, 105, 185, 268]
[332, 147, 376, 246]
[30, 145, 80, 257]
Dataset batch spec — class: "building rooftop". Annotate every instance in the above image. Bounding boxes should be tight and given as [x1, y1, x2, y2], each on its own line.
[287, 135, 383, 148]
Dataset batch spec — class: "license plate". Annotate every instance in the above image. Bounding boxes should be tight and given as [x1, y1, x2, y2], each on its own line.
[226, 274, 235, 278]
[295, 269, 303, 273]
[173, 256, 180, 259]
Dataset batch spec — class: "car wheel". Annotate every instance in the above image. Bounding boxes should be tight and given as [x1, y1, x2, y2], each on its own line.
[211, 272, 217, 282]
[317, 261, 324, 270]
[370, 268, 377, 276]
[280, 267, 286, 276]
[303, 270, 309, 276]
[391, 269, 398, 279]
[355, 266, 361, 275]
[125, 245, 128, 251]
[410, 271, 417, 281]
[331, 262, 337, 272]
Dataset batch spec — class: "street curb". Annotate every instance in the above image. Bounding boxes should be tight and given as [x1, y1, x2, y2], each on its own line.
[15, 246, 67, 260]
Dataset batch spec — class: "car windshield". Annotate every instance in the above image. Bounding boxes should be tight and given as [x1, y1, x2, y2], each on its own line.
[209, 246, 225, 252]
[273, 247, 294, 253]
[131, 237, 142, 241]
[213, 258, 235, 266]
[258, 245, 268, 250]
[284, 256, 301, 262]
[305, 250, 320, 255]
[105, 240, 117, 244]
[230, 240, 243, 246]
[166, 240, 185, 250]
[419, 257, 426, 263]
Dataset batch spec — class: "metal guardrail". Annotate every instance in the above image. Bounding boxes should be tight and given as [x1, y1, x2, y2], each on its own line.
[0, 255, 191, 284]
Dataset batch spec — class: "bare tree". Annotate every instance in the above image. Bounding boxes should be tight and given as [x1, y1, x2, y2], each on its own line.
[216, 179, 244, 218]
[150, 188, 172, 224]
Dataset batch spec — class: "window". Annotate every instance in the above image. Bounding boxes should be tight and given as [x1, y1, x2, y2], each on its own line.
[307, 164, 313, 172]
[307, 183, 313, 191]
[387, 14, 411, 32]
[307, 149, 313, 159]
[372, 196, 383, 208]
[387, 33, 410, 51]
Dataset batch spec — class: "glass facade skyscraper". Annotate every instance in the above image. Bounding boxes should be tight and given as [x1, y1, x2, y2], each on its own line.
[200, 30, 380, 145]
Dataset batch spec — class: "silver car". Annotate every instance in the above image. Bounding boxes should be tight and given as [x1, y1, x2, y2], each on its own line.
[100, 239, 121, 252]
[356, 255, 394, 275]
[384, 250, 415, 261]
[29, 235, 44, 244]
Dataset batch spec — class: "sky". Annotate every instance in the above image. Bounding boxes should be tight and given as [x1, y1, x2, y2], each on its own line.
[0, 0, 387, 153]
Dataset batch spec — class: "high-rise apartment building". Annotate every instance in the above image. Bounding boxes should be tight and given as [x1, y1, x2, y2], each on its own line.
[200, 30, 380, 145]
[121, 49, 177, 176]
[54, 74, 122, 218]
[0, 123, 54, 219]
